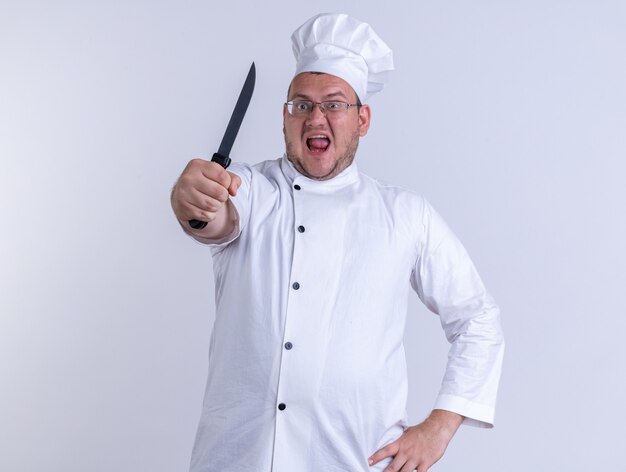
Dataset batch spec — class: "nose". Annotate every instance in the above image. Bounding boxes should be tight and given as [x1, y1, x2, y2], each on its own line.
[305, 103, 327, 125]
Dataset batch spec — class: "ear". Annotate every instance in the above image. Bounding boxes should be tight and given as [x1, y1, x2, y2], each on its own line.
[358, 104, 371, 137]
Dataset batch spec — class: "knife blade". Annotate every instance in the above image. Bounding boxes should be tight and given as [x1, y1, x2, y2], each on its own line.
[189, 62, 256, 229]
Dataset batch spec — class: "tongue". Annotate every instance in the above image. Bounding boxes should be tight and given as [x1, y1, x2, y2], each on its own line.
[309, 138, 329, 151]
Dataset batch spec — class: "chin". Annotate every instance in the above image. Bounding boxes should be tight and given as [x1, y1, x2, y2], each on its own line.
[286, 144, 338, 179]
[308, 163, 341, 180]
[303, 155, 335, 173]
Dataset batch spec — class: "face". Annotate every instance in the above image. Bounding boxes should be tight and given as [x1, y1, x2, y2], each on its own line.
[283, 72, 371, 180]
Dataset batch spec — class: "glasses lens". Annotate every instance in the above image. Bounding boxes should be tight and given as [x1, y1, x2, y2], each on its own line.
[288, 100, 311, 115]
[323, 101, 344, 112]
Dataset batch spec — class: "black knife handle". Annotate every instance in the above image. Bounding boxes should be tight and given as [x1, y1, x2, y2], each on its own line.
[188, 219, 208, 229]
[211, 151, 231, 169]
[188, 153, 232, 229]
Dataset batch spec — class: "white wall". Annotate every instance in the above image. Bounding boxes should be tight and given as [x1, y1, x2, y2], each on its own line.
[1, 1, 624, 470]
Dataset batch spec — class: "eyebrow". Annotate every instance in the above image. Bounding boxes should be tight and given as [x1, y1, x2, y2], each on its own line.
[289, 91, 349, 101]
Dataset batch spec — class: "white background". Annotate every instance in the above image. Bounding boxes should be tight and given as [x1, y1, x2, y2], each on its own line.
[1, 1, 625, 470]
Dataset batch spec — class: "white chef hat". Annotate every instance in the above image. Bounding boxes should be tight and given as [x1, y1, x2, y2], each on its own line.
[291, 13, 394, 102]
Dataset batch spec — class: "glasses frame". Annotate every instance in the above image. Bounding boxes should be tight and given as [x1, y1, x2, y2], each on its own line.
[285, 100, 361, 117]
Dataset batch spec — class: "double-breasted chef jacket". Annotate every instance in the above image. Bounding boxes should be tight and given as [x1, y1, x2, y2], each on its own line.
[187, 156, 504, 472]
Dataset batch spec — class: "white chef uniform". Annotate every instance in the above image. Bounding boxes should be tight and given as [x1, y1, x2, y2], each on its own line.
[187, 156, 504, 472]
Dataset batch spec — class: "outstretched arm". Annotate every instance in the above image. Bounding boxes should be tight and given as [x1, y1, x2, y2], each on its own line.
[171, 158, 241, 241]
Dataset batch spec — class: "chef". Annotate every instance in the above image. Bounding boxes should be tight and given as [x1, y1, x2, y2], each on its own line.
[171, 12, 504, 472]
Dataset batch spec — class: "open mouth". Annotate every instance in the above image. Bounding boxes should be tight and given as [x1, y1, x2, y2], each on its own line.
[306, 135, 330, 153]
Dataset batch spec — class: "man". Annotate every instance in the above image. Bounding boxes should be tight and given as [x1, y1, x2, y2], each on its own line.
[171, 13, 504, 472]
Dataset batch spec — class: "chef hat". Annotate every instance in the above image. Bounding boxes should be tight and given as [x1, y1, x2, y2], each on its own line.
[291, 13, 394, 102]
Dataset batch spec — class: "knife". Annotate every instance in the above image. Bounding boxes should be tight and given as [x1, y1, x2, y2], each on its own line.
[189, 62, 256, 229]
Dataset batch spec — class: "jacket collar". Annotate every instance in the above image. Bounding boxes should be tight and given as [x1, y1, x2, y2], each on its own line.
[280, 154, 360, 192]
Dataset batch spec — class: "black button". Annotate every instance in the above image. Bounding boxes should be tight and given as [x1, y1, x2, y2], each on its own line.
[292, 282, 300, 290]
[278, 403, 286, 411]
[297, 225, 305, 233]
[294, 184, 301, 190]
[284, 342, 293, 350]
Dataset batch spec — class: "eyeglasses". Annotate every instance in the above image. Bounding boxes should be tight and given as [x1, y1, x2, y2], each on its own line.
[285, 100, 360, 116]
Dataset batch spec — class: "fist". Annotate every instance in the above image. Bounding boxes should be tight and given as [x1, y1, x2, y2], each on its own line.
[171, 158, 241, 225]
